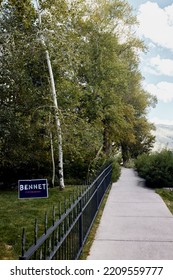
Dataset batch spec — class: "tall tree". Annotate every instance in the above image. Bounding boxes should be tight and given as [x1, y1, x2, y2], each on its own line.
[0, 0, 156, 186]
[35, 0, 65, 189]
[0, 0, 52, 183]
[75, 0, 156, 161]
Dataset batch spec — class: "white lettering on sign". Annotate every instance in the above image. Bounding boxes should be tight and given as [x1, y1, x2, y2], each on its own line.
[20, 183, 47, 191]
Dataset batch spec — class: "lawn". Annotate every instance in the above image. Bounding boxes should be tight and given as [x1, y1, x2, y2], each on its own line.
[0, 186, 81, 260]
[156, 189, 173, 215]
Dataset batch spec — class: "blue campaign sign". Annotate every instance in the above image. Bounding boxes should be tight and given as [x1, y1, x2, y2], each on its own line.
[18, 179, 48, 199]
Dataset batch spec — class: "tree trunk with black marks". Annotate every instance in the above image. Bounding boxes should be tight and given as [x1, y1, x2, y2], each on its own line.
[36, 0, 65, 189]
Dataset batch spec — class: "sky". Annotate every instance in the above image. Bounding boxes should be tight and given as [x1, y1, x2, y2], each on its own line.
[127, 0, 173, 125]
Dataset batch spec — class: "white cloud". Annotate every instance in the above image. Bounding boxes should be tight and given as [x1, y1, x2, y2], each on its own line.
[149, 117, 173, 125]
[143, 65, 160, 76]
[146, 55, 173, 76]
[146, 82, 173, 103]
[138, 2, 173, 51]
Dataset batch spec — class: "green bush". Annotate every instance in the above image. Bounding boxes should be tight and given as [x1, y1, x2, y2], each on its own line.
[111, 158, 121, 182]
[135, 149, 173, 188]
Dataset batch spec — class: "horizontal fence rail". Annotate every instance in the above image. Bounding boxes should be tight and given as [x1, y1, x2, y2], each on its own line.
[19, 164, 112, 260]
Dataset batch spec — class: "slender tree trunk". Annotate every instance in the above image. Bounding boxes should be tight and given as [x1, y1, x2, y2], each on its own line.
[36, 0, 65, 189]
[121, 142, 130, 165]
[49, 114, 55, 188]
[50, 129, 55, 188]
[46, 51, 65, 189]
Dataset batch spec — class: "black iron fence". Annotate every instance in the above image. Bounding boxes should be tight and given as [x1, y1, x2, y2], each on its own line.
[19, 164, 112, 260]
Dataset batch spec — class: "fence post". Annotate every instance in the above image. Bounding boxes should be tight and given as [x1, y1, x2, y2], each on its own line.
[79, 198, 83, 250]
[96, 182, 99, 210]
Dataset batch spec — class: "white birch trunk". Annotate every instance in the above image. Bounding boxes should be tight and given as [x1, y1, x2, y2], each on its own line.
[36, 0, 65, 189]
[50, 129, 55, 188]
[49, 114, 55, 188]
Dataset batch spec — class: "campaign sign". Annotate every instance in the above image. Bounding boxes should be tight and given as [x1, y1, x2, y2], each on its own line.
[18, 179, 48, 199]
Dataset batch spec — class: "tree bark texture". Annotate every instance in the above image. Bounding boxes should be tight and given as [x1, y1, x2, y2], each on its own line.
[36, 0, 65, 189]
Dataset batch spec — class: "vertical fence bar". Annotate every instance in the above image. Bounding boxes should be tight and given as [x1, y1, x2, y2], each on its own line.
[34, 219, 38, 259]
[40, 247, 43, 260]
[44, 212, 48, 259]
[19, 164, 112, 260]
[52, 206, 55, 253]
[79, 198, 83, 250]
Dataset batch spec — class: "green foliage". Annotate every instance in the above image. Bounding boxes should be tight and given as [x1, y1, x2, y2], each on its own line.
[110, 158, 121, 182]
[0, 0, 155, 186]
[100, 155, 122, 183]
[135, 150, 173, 188]
[123, 159, 135, 168]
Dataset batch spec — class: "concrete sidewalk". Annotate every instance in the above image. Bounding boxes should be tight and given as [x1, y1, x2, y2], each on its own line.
[87, 168, 173, 259]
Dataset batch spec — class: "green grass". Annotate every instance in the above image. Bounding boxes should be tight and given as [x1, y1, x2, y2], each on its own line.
[80, 185, 111, 259]
[2, 185, 170, 260]
[0, 186, 81, 260]
[156, 189, 173, 214]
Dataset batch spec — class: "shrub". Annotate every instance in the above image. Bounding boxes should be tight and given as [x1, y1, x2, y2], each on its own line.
[111, 158, 121, 182]
[135, 149, 173, 188]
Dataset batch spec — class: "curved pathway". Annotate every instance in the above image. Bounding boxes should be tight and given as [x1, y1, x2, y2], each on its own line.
[87, 168, 173, 259]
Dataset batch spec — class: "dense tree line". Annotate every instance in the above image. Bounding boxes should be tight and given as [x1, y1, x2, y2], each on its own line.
[0, 0, 156, 187]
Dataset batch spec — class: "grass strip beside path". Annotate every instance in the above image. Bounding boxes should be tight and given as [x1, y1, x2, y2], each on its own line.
[156, 189, 173, 215]
[80, 185, 111, 259]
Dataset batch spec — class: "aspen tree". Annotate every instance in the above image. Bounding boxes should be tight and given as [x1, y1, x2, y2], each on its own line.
[36, 0, 65, 189]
